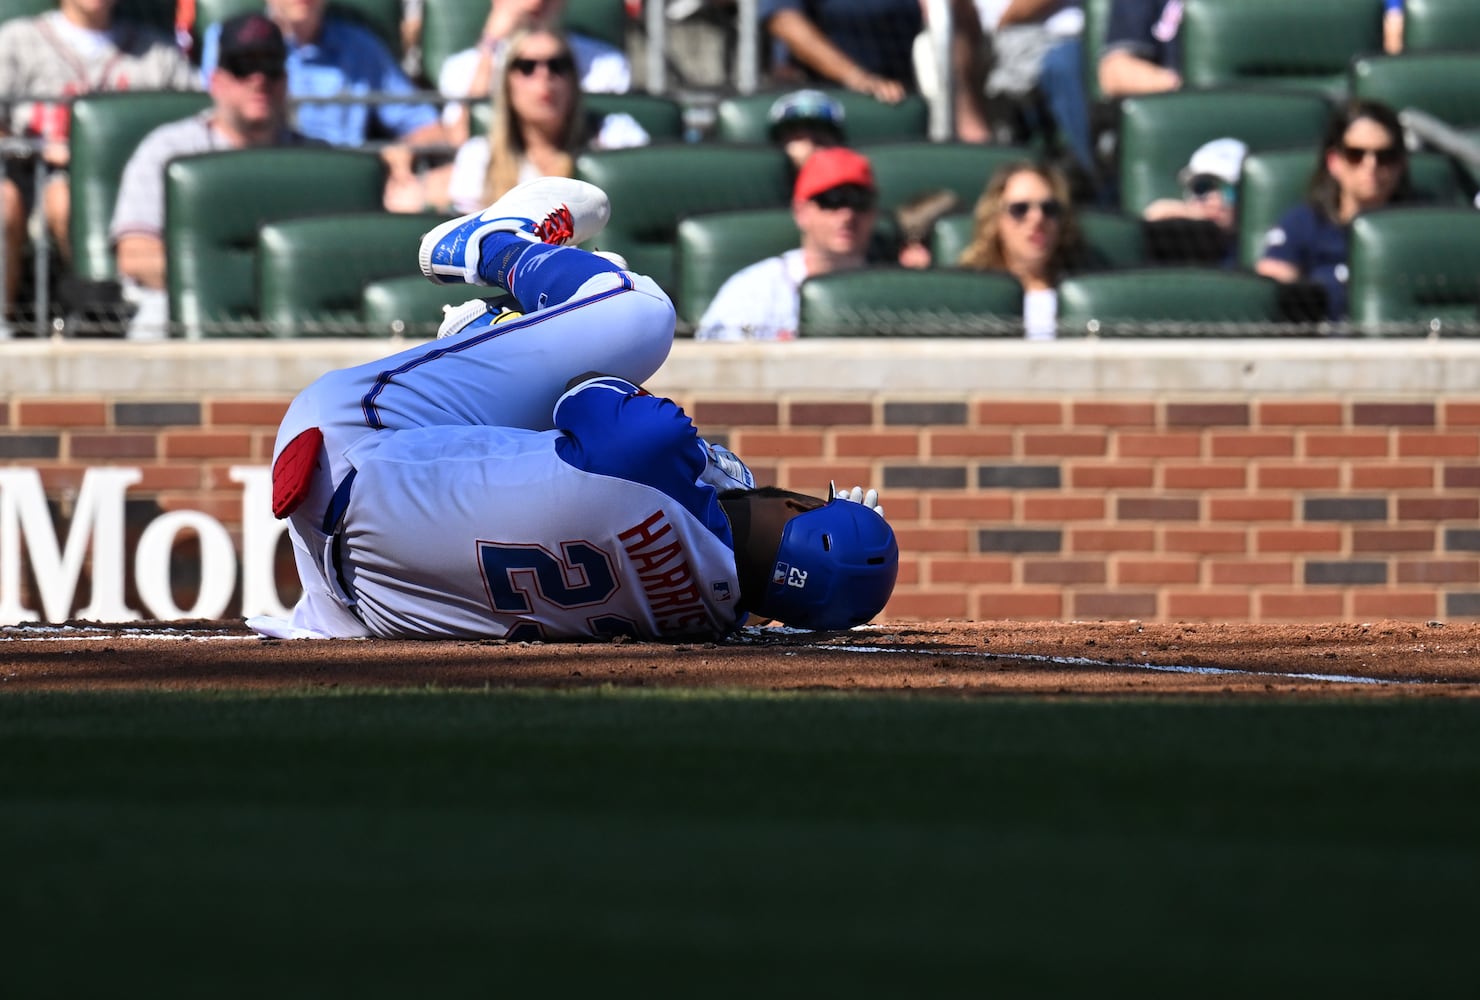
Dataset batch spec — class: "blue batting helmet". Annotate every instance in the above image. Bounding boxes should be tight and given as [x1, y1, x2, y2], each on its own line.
[757, 499, 899, 631]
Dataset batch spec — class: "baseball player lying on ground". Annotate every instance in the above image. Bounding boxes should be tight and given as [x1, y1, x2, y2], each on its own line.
[248, 177, 898, 641]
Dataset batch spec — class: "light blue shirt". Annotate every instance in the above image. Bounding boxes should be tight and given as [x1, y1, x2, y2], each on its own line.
[200, 17, 437, 145]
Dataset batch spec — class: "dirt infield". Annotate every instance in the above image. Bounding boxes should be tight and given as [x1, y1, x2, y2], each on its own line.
[4, 618, 1479, 697]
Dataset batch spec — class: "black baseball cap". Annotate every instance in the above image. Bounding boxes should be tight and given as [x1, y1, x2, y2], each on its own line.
[218, 13, 288, 77]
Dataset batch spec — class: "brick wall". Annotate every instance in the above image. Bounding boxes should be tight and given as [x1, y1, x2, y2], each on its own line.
[3, 339, 1479, 623]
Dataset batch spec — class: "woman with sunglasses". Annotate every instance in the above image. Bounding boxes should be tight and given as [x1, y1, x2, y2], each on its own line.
[446, 26, 648, 215]
[958, 161, 1082, 339]
[1255, 99, 1412, 322]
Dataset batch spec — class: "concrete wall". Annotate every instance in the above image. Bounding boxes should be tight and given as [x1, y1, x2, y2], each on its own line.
[4, 337, 1480, 623]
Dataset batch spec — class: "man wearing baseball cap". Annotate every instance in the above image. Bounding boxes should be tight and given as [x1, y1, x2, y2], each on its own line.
[110, 13, 319, 339]
[696, 147, 878, 341]
[767, 89, 846, 173]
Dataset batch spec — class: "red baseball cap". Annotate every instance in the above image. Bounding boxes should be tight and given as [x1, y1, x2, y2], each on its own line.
[793, 147, 876, 203]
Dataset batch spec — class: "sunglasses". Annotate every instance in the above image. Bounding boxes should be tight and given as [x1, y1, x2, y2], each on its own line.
[1339, 143, 1404, 167]
[222, 56, 286, 80]
[1186, 175, 1236, 201]
[511, 55, 575, 77]
[812, 185, 876, 212]
[1004, 199, 1062, 222]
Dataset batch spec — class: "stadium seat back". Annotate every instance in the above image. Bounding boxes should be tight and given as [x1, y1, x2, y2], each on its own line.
[799, 267, 1024, 337]
[713, 88, 929, 145]
[1181, 0, 1381, 97]
[675, 208, 798, 327]
[1351, 53, 1480, 130]
[360, 276, 506, 338]
[1056, 268, 1284, 335]
[1118, 89, 1331, 215]
[575, 144, 792, 296]
[68, 90, 212, 282]
[1403, 0, 1480, 51]
[1080, 0, 1111, 105]
[858, 141, 1035, 215]
[564, 0, 628, 49]
[931, 208, 1146, 272]
[1348, 206, 1480, 331]
[166, 148, 385, 337]
[257, 212, 446, 337]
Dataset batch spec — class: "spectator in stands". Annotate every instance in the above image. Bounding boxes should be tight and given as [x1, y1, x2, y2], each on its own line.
[895, 187, 960, 269]
[1256, 100, 1412, 322]
[198, 0, 450, 212]
[0, 0, 195, 329]
[958, 160, 1081, 339]
[110, 13, 320, 340]
[768, 88, 846, 175]
[1142, 136, 1246, 268]
[445, 25, 647, 215]
[1383, 0, 1405, 55]
[438, 0, 631, 146]
[759, 0, 993, 143]
[1097, 0, 1182, 98]
[696, 146, 877, 341]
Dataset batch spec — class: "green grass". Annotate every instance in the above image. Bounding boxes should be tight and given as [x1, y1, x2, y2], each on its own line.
[2, 688, 1478, 996]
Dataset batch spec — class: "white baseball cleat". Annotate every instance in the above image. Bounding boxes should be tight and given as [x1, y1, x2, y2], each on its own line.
[418, 177, 612, 286]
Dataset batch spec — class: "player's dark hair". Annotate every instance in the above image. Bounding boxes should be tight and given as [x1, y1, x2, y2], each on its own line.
[718, 487, 813, 612]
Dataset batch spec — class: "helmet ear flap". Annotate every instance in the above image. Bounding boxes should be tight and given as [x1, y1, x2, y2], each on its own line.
[758, 499, 898, 630]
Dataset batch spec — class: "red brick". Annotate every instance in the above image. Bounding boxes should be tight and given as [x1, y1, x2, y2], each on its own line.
[790, 401, 873, 426]
[692, 401, 779, 427]
[1209, 497, 1294, 522]
[1443, 401, 1480, 427]
[1351, 592, 1439, 619]
[1021, 496, 1106, 521]
[158, 495, 244, 524]
[1023, 432, 1108, 457]
[1072, 592, 1157, 619]
[974, 591, 1064, 619]
[1352, 528, 1435, 552]
[1258, 592, 1345, 619]
[929, 557, 1014, 584]
[136, 465, 209, 491]
[893, 527, 970, 553]
[1119, 432, 1202, 458]
[1116, 559, 1200, 584]
[777, 464, 872, 492]
[1070, 463, 1155, 488]
[927, 430, 1014, 457]
[1398, 497, 1480, 521]
[1163, 464, 1246, 490]
[1258, 401, 1344, 426]
[833, 431, 920, 457]
[251, 430, 279, 462]
[1164, 528, 1248, 554]
[1397, 560, 1480, 584]
[161, 432, 254, 460]
[1210, 560, 1293, 585]
[733, 431, 824, 458]
[1119, 496, 1199, 521]
[976, 400, 1062, 426]
[16, 400, 108, 428]
[0, 400, 8, 426]
[1023, 559, 1106, 584]
[36, 467, 85, 491]
[69, 434, 157, 460]
[1397, 432, 1480, 458]
[1444, 465, 1480, 488]
[1305, 433, 1389, 458]
[929, 495, 1011, 521]
[885, 591, 968, 620]
[1166, 593, 1252, 619]
[1068, 527, 1156, 553]
[208, 400, 290, 427]
[1351, 465, 1434, 490]
[1256, 528, 1343, 553]
[1210, 432, 1296, 458]
[895, 559, 921, 587]
[1072, 402, 1156, 426]
[1257, 464, 1342, 489]
[1167, 402, 1250, 427]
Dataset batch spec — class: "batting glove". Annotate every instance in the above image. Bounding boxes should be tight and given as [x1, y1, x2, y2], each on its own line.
[700, 441, 755, 491]
[831, 481, 885, 519]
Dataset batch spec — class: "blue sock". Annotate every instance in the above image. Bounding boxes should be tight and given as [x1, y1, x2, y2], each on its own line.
[476, 233, 623, 311]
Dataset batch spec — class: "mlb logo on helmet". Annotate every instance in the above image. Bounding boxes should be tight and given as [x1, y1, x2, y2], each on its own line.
[772, 562, 790, 586]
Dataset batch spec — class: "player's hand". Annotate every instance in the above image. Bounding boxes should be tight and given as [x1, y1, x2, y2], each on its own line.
[700, 441, 755, 491]
[832, 482, 884, 519]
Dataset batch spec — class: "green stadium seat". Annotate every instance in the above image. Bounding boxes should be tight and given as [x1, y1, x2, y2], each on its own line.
[165, 148, 386, 338]
[857, 141, 1035, 215]
[471, 93, 686, 143]
[564, 0, 628, 49]
[1351, 53, 1480, 132]
[713, 89, 929, 145]
[360, 276, 505, 338]
[1117, 89, 1332, 216]
[675, 208, 797, 328]
[68, 90, 212, 283]
[1056, 268, 1284, 336]
[799, 267, 1024, 337]
[575, 144, 792, 297]
[422, 0, 625, 85]
[194, 0, 403, 59]
[1348, 206, 1480, 333]
[930, 208, 1146, 272]
[256, 212, 446, 337]
[1238, 148, 1470, 270]
[1181, 0, 1381, 98]
[1402, 0, 1480, 52]
[1081, 0, 1111, 105]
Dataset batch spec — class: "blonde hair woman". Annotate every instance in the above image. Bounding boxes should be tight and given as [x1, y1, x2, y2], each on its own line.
[446, 26, 647, 214]
[958, 161, 1082, 339]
